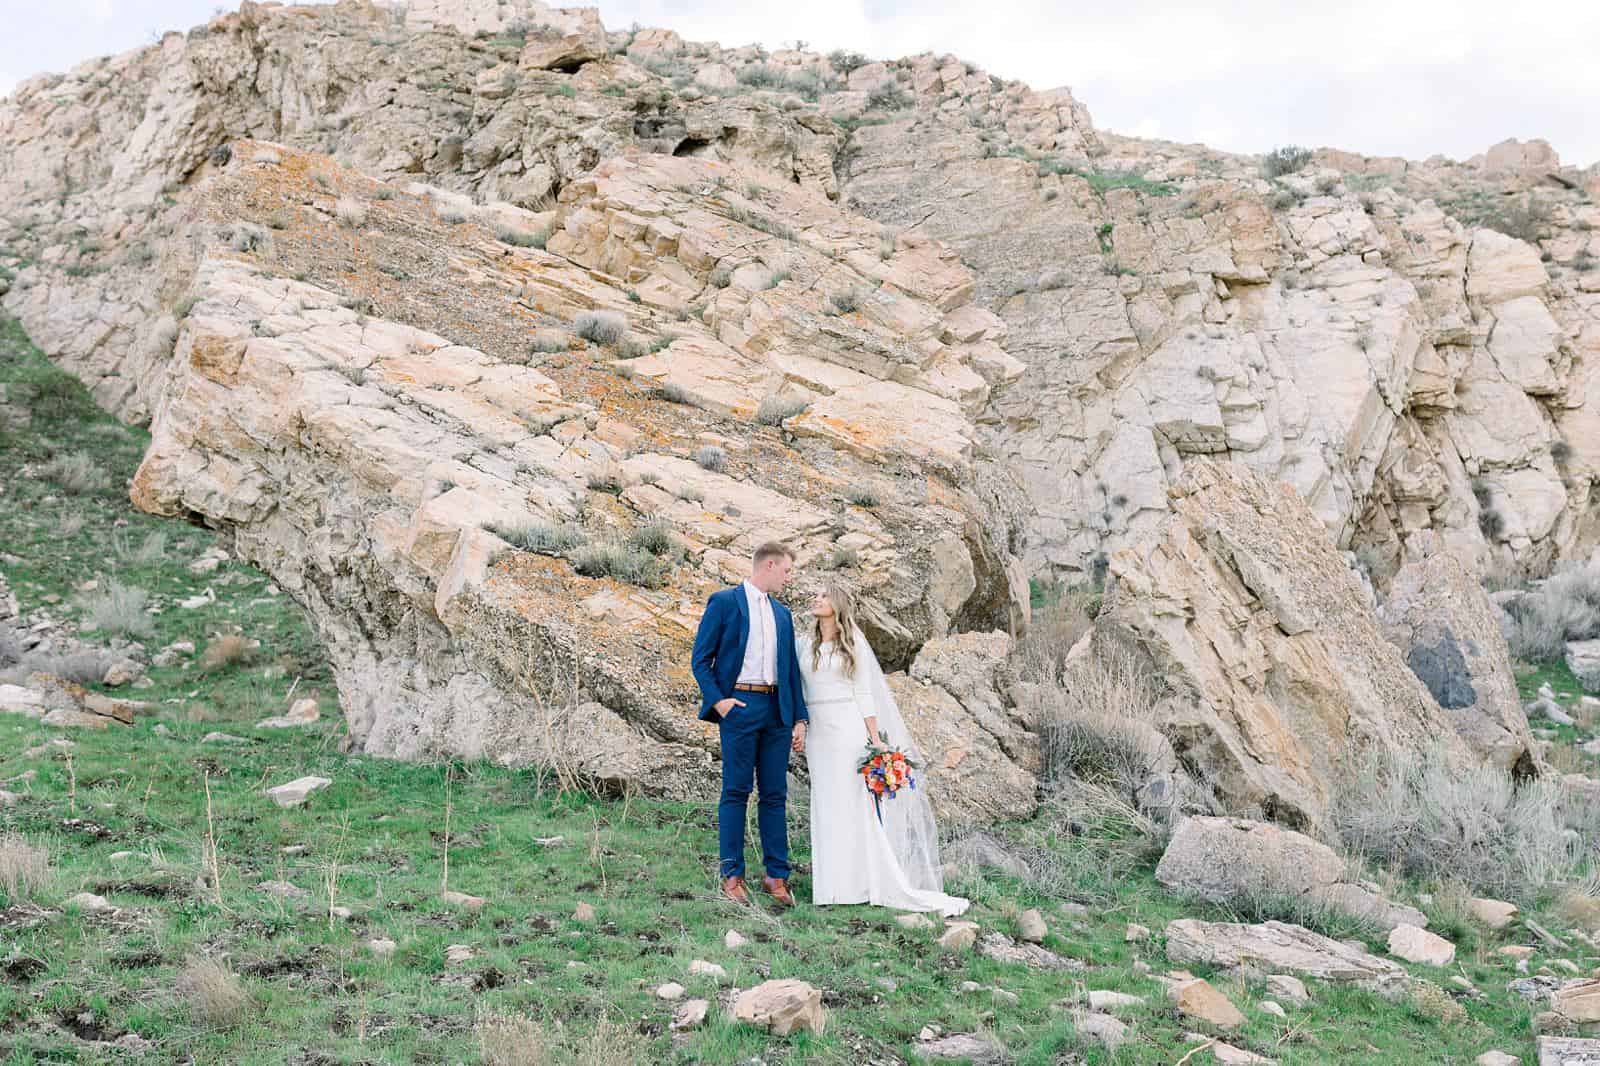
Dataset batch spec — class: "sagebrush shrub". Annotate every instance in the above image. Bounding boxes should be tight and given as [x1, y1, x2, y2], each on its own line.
[80, 579, 154, 640]
[1261, 145, 1312, 178]
[1503, 561, 1600, 663]
[1039, 642, 1171, 801]
[573, 311, 627, 345]
[694, 445, 726, 472]
[754, 394, 808, 426]
[571, 543, 665, 587]
[1330, 746, 1582, 902]
[39, 451, 111, 495]
[1015, 585, 1097, 686]
[492, 522, 587, 556]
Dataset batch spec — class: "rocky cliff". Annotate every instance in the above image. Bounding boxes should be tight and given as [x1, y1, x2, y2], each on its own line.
[2, 0, 1576, 814]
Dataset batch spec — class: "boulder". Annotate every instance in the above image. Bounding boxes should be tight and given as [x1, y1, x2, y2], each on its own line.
[1265, 974, 1310, 1005]
[1155, 816, 1423, 931]
[1165, 919, 1406, 986]
[917, 1033, 1007, 1063]
[1376, 538, 1535, 770]
[1387, 924, 1456, 967]
[671, 999, 709, 1031]
[733, 979, 825, 1036]
[1155, 816, 1344, 902]
[1017, 908, 1047, 943]
[1100, 462, 1478, 827]
[1075, 1012, 1128, 1051]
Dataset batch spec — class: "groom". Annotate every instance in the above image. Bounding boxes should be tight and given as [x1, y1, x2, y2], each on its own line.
[691, 541, 808, 907]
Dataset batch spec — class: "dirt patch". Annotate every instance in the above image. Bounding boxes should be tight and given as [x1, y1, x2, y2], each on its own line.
[88, 878, 189, 901]
[109, 948, 165, 970]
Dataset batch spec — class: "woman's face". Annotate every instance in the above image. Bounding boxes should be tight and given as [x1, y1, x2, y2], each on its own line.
[810, 591, 834, 618]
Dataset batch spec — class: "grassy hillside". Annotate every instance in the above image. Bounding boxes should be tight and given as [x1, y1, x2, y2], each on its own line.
[0, 313, 1582, 1063]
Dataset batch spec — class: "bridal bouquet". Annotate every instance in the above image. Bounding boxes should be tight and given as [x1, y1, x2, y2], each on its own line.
[857, 744, 917, 823]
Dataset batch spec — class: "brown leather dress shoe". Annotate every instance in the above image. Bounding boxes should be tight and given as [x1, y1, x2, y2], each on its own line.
[721, 876, 750, 904]
[761, 875, 796, 908]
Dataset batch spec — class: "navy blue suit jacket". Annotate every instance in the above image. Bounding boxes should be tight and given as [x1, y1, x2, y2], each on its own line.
[691, 586, 808, 726]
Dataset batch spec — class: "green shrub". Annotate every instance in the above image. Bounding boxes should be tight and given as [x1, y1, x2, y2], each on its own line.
[570, 542, 666, 587]
[79, 579, 155, 639]
[1261, 145, 1313, 178]
[755, 394, 808, 426]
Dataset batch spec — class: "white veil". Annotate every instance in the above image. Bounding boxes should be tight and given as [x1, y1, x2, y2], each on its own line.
[853, 628, 948, 894]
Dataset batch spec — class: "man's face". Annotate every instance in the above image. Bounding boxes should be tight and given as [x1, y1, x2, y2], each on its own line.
[759, 555, 793, 592]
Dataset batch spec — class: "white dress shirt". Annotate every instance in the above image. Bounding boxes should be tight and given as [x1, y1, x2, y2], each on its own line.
[736, 580, 778, 685]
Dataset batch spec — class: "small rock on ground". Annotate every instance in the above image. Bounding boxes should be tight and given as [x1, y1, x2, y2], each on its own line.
[1088, 990, 1145, 1011]
[264, 775, 331, 808]
[938, 923, 977, 952]
[1126, 922, 1151, 941]
[671, 998, 709, 1031]
[897, 913, 935, 930]
[1017, 907, 1047, 943]
[1475, 1052, 1519, 1066]
[1388, 923, 1456, 966]
[258, 880, 309, 900]
[1259, 1000, 1286, 1019]
[656, 982, 685, 1001]
[440, 890, 486, 910]
[572, 901, 595, 922]
[733, 979, 825, 1036]
[724, 929, 748, 949]
[444, 944, 473, 964]
[66, 892, 113, 913]
[1076, 1011, 1128, 1051]
[368, 938, 397, 958]
[917, 1033, 1007, 1063]
[688, 959, 727, 980]
[1173, 977, 1245, 1028]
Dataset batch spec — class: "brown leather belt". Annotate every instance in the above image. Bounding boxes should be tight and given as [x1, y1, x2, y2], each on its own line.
[733, 683, 776, 693]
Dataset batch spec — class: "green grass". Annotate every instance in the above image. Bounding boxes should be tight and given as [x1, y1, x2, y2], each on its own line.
[0, 313, 1564, 1061]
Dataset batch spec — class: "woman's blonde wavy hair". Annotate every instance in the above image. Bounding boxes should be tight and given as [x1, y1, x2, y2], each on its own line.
[809, 578, 860, 679]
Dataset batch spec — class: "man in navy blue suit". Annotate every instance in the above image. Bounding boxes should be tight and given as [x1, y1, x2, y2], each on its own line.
[691, 541, 808, 906]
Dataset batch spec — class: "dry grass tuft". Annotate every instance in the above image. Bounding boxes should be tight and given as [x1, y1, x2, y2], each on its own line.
[200, 634, 256, 672]
[1015, 585, 1097, 685]
[334, 196, 368, 227]
[476, 1008, 555, 1065]
[176, 956, 251, 1026]
[1557, 884, 1600, 931]
[0, 833, 51, 902]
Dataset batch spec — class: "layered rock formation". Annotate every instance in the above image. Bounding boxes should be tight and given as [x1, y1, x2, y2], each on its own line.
[0, 0, 1577, 814]
[119, 140, 1030, 812]
[1097, 460, 1531, 827]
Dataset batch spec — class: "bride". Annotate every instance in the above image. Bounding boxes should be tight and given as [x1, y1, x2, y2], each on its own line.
[795, 579, 969, 917]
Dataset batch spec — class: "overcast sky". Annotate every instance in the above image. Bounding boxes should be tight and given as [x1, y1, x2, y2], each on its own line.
[3, 0, 1595, 168]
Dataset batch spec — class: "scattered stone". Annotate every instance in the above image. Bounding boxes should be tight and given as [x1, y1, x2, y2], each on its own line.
[1556, 960, 1584, 975]
[1508, 975, 1560, 1004]
[257, 698, 321, 729]
[1172, 976, 1245, 1029]
[151, 723, 172, 737]
[66, 892, 114, 914]
[1476, 1052, 1519, 1066]
[1075, 1011, 1128, 1052]
[572, 901, 595, 922]
[281, 844, 309, 856]
[897, 913, 935, 931]
[533, 836, 566, 846]
[1167, 920, 1405, 986]
[1017, 907, 1047, 943]
[733, 979, 825, 1036]
[258, 880, 309, 900]
[688, 959, 727, 980]
[1527, 698, 1577, 727]
[201, 731, 247, 744]
[938, 923, 977, 953]
[978, 931, 1081, 970]
[1212, 1042, 1277, 1064]
[1449, 975, 1476, 991]
[724, 929, 748, 949]
[264, 775, 331, 808]
[1061, 902, 1090, 918]
[1555, 979, 1600, 1022]
[1470, 898, 1520, 930]
[444, 944, 473, 964]
[368, 938, 397, 958]
[441, 890, 487, 911]
[655, 982, 685, 1001]
[671, 998, 709, 1031]
[330, 905, 353, 920]
[1501, 946, 1539, 960]
[1388, 923, 1457, 967]
[1088, 990, 1145, 1011]
[1259, 1000, 1286, 1018]
[101, 660, 143, 687]
[0, 789, 18, 807]
[109, 851, 136, 861]
[916, 1033, 1006, 1062]
[1126, 922, 1152, 942]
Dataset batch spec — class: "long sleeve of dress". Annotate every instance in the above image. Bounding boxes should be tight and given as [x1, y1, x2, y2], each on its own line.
[852, 632, 875, 719]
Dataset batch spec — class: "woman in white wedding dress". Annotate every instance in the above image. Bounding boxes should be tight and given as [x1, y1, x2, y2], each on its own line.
[795, 579, 969, 916]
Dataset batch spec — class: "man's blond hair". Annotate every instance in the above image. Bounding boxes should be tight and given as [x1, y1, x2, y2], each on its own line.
[753, 541, 795, 567]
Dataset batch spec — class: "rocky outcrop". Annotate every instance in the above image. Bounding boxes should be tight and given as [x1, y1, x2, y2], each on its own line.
[1376, 533, 1536, 773]
[121, 142, 1028, 807]
[1098, 460, 1498, 827]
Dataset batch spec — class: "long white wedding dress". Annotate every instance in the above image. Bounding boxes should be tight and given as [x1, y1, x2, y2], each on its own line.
[797, 630, 969, 916]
